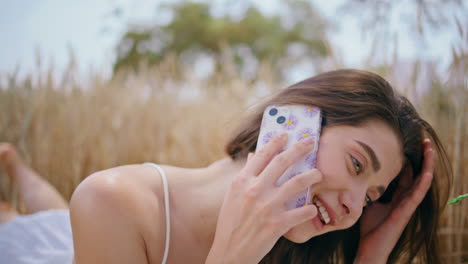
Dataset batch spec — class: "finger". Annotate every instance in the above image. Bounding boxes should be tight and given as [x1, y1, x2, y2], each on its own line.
[408, 146, 434, 207]
[274, 169, 322, 205]
[422, 140, 435, 176]
[422, 138, 432, 152]
[389, 146, 435, 224]
[409, 140, 435, 194]
[281, 204, 318, 231]
[395, 139, 434, 198]
[243, 133, 288, 176]
[260, 137, 316, 187]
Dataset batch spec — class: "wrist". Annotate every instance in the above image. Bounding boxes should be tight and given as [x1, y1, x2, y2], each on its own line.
[206, 241, 231, 264]
[205, 248, 223, 264]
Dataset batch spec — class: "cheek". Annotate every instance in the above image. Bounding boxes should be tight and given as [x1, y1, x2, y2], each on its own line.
[316, 148, 348, 183]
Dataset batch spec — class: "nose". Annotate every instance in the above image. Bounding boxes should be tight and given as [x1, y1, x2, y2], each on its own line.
[340, 184, 367, 220]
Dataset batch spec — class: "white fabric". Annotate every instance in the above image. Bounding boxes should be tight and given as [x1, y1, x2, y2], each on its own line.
[0, 209, 73, 264]
[144, 163, 171, 264]
[0, 163, 170, 264]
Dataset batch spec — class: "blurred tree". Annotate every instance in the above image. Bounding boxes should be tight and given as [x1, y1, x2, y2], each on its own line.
[339, 0, 466, 34]
[113, 0, 329, 80]
[337, 0, 467, 65]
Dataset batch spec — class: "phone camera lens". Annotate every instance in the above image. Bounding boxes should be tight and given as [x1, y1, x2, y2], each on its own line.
[269, 108, 278, 116]
[277, 116, 286, 124]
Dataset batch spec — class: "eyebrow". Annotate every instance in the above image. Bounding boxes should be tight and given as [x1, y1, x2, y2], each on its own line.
[355, 140, 381, 172]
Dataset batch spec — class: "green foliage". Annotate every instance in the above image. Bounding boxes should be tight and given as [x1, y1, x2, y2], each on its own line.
[113, 1, 329, 79]
[448, 194, 468, 205]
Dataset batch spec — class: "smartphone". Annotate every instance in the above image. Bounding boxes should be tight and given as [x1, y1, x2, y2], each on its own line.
[256, 104, 322, 210]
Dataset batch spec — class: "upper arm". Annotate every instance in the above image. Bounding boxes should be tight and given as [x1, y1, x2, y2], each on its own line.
[70, 169, 151, 264]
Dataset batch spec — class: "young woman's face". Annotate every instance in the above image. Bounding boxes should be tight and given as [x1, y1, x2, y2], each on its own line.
[283, 119, 404, 243]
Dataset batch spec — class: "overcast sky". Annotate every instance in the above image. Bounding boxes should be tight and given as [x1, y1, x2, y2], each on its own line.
[0, 0, 460, 81]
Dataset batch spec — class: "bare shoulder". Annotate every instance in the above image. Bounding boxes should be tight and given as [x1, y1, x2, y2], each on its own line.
[71, 164, 163, 209]
[70, 164, 168, 264]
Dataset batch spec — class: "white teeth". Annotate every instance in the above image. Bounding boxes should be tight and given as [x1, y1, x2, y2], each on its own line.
[322, 214, 330, 224]
[321, 210, 329, 218]
[313, 196, 331, 225]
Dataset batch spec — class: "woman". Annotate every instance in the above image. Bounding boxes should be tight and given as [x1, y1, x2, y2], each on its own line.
[1, 69, 452, 263]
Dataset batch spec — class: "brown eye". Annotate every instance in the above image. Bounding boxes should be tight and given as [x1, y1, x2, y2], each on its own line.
[351, 155, 363, 174]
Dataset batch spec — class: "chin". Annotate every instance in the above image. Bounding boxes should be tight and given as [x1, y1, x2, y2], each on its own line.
[283, 230, 313, 244]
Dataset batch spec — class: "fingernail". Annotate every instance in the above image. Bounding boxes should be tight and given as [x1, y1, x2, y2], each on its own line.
[302, 137, 315, 146]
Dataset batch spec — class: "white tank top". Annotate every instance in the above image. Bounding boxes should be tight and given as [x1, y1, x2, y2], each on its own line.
[143, 163, 170, 264]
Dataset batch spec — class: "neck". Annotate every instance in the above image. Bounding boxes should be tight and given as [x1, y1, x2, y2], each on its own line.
[172, 157, 246, 252]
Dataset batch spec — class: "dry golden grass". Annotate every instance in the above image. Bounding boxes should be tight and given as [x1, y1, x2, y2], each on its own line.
[0, 54, 466, 262]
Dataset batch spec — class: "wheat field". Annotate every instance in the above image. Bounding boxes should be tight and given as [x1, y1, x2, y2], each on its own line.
[0, 54, 466, 262]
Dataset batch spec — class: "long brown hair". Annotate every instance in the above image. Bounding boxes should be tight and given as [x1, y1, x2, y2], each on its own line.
[225, 69, 452, 263]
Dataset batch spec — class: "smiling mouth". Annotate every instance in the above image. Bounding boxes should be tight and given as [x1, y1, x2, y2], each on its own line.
[312, 196, 331, 225]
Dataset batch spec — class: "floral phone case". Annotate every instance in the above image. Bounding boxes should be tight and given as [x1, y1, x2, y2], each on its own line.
[256, 104, 322, 210]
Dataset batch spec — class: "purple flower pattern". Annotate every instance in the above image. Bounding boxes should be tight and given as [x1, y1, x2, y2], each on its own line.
[287, 171, 302, 180]
[258, 105, 321, 210]
[305, 152, 317, 169]
[296, 196, 307, 208]
[296, 128, 316, 143]
[282, 114, 298, 130]
[262, 131, 278, 145]
[304, 106, 319, 117]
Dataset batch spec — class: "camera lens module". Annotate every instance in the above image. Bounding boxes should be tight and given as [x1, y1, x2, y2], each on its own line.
[269, 108, 278, 116]
[276, 116, 286, 124]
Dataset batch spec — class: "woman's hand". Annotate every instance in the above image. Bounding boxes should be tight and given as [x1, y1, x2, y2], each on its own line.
[205, 134, 322, 264]
[355, 139, 435, 263]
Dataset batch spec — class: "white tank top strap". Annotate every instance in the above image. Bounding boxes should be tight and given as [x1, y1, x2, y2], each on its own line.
[143, 163, 170, 264]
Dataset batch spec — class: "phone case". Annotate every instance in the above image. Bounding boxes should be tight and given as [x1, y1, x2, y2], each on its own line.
[256, 104, 322, 210]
